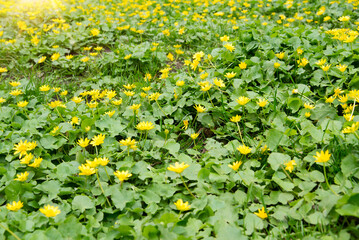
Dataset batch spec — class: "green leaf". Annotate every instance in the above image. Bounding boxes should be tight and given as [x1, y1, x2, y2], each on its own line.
[244, 213, 264, 235]
[287, 97, 302, 113]
[72, 195, 95, 212]
[341, 154, 359, 178]
[268, 152, 291, 171]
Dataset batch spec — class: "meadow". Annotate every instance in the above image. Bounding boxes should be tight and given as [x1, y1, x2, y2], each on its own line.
[0, 0, 359, 239]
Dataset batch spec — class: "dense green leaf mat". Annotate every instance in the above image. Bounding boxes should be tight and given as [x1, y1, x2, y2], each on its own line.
[0, 0, 359, 239]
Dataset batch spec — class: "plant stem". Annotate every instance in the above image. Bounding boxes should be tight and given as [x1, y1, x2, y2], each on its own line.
[280, 165, 293, 182]
[236, 122, 244, 144]
[236, 170, 248, 186]
[96, 171, 112, 207]
[323, 162, 338, 196]
[0, 222, 21, 240]
[104, 166, 113, 184]
[179, 174, 196, 198]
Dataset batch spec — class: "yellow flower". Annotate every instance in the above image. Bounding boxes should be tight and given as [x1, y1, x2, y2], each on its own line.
[167, 53, 174, 61]
[190, 133, 199, 140]
[325, 96, 335, 103]
[60, 90, 68, 96]
[344, 113, 354, 121]
[228, 161, 243, 171]
[78, 164, 96, 175]
[0, 67, 7, 73]
[87, 101, 98, 108]
[38, 56, 46, 63]
[230, 115, 241, 123]
[297, 58, 309, 67]
[182, 120, 189, 129]
[119, 137, 137, 147]
[220, 35, 229, 42]
[236, 96, 250, 106]
[314, 150, 331, 163]
[50, 126, 59, 135]
[81, 56, 89, 62]
[6, 201, 23, 211]
[225, 72, 236, 79]
[200, 83, 212, 92]
[40, 205, 61, 217]
[176, 80, 185, 86]
[321, 64, 331, 72]
[338, 95, 348, 103]
[315, 58, 327, 66]
[274, 62, 281, 69]
[257, 98, 268, 107]
[174, 199, 191, 211]
[91, 28, 100, 36]
[66, 55, 73, 60]
[194, 104, 206, 113]
[90, 134, 105, 146]
[105, 110, 115, 117]
[20, 153, 33, 165]
[148, 92, 161, 101]
[284, 160, 296, 173]
[13, 140, 31, 157]
[167, 162, 190, 174]
[124, 54, 132, 60]
[9, 81, 21, 87]
[237, 145, 252, 155]
[14, 171, 29, 182]
[213, 78, 225, 88]
[53, 87, 61, 92]
[17, 101, 28, 107]
[112, 99, 123, 105]
[339, 16, 350, 22]
[124, 90, 135, 97]
[10, 89, 23, 96]
[71, 116, 80, 125]
[305, 112, 311, 118]
[297, 48, 303, 55]
[40, 85, 51, 91]
[72, 96, 83, 104]
[333, 88, 344, 98]
[304, 103, 315, 109]
[48, 100, 66, 108]
[28, 157, 43, 168]
[254, 207, 268, 219]
[275, 52, 285, 60]
[0, 97, 5, 103]
[130, 104, 141, 111]
[224, 43, 235, 52]
[336, 64, 347, 73]
[106, 90, 116, 99]
[238, 62, 247, 70]
[51, 53, 60, 61]
[136, 121, 155, 131]
[342, 122, 359, 134]
[114, 170, 132, 182]
[78, 138, 90, 148]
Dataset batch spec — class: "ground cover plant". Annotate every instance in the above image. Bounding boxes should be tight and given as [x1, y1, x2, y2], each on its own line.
[0, 0, 359, 239]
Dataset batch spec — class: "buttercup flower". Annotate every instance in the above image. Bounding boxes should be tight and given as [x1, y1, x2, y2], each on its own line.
[284, 160, 296, 173]
[167, 162, 190, 174]
[90, 134, 105, 146]
[28, 157, 43, 168]
[257, 98, 268, 107]
[236, 96, 250, 106]
[78, 164, 96, 175]
[237, 145, 252, 155]
[254, 207, 268, 219]
[174, 199, 191, 211]
[78, 138, 90, 148]
[136, 121, 155, 131]
[190, 133, 199, 140]
[228, 161, 243, 171]
[40, 205, 61, 217]
[314, 150, 331, 163]
[6, 201, 23, 211]
[114, 170, 132, 182]
[194, 104, 206, 113]
[14, 172, 29, 182]
[230, 115, 241, 122]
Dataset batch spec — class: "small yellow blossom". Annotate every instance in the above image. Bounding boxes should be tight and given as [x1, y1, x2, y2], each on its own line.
[6, 201, 23, 212]
[228, 161, 243, 171]
[90, 134, 105, 146]
[167, 162, 190, 174]
[257, 98, 268, 107]
[314, 150, 331, 163]
[14, 171, 29, 182]
[174, 199, 191, 211]
[194, 104, 206, 113]
[284, 160, 296, 173]
[236, 96, 250, 106]
[254, 207, 268, 219]
[230, 115, 241, 123]
[78, 164, 96, 175]
[237, 145, 252, 155]
[114, 170, 132, 182]
[40, 205, 61, 217]
[136, 121, 155, 131]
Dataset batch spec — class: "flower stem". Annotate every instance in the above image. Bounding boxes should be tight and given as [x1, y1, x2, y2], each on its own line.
[236, 122, 244, 144]
[323, 162, 338, 196]
[96, 171, 112, 207]
[236, 170, 248, 186]
[0, 222, 21, 240]
[179, 174, 196, 198]
[104, 166, 113, 184]
[280, 165, 293, 182]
